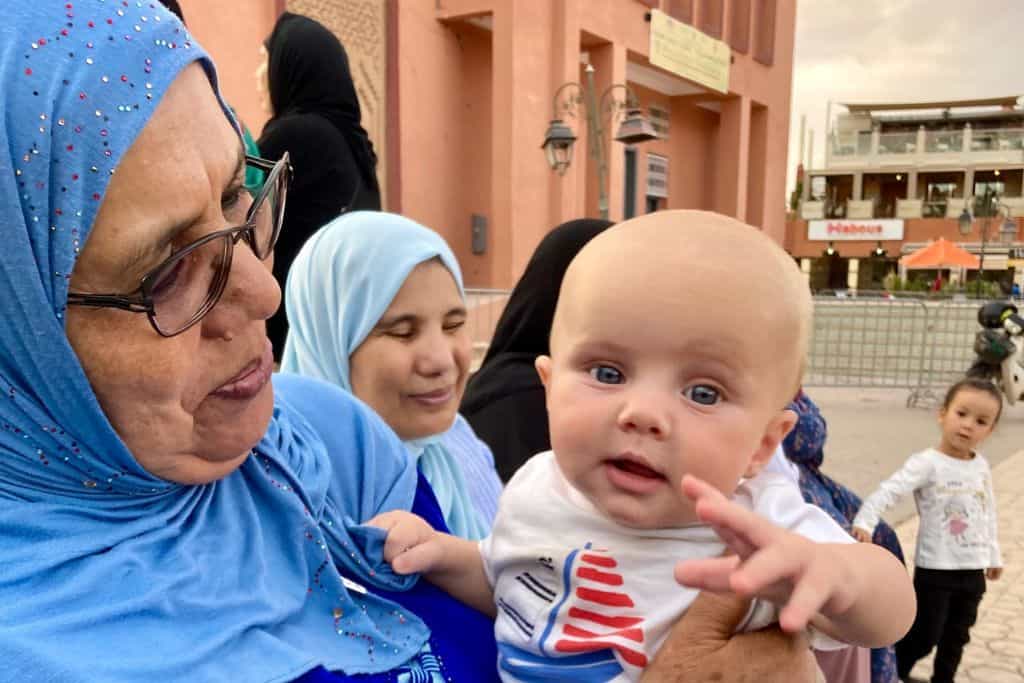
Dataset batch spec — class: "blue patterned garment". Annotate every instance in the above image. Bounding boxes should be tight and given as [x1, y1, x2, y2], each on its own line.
[783, 391, 904, 683]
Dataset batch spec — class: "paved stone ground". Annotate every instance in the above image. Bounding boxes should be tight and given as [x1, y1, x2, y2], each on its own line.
[802, 387, 1024, 683]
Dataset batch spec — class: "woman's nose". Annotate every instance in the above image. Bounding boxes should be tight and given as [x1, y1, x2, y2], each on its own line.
[203, 243, 281, 336]
[617, 392, 670, 439]
[413, 328, 456, 376]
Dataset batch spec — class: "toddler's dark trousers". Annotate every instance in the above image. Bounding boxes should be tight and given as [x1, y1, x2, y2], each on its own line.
[896, 567, 986, 683]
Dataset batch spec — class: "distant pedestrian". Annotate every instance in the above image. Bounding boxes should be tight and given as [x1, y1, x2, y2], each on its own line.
[258, 12, 381, 359]
[853, 377, 1004, 683]
[1013, 281, 1021, 301]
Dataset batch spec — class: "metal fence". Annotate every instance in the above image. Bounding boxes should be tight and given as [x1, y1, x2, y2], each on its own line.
[467, 289, 986, 405]
[806, 297, 981, 406]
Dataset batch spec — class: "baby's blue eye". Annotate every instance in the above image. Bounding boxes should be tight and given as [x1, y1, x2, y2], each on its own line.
[590, 365, 624, 384]
[685, 384, 720, 405]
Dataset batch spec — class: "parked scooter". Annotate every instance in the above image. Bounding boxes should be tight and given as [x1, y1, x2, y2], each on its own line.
[969, 301, 1024, 405]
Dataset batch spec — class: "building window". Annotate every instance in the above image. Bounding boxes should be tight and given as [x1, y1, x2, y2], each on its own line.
[729, 0, 751, 53]
[648, 104, 671, 139]
[697, 0, 723, 39]
[753, 0, 776, 65]
[647, 153, 669, 199]
[667, 0, 693, 24]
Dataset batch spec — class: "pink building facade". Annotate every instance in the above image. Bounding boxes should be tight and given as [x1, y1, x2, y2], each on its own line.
[179, 0, 797, 288]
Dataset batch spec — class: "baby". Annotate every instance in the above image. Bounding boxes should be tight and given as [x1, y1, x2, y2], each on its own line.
[371, 211, 915, 681]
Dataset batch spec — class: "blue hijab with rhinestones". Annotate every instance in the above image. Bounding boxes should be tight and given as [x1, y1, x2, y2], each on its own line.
[0, 4, 429, 681]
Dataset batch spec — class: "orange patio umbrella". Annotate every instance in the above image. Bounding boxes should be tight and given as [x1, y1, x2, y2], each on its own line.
[900, 237, 979, 269]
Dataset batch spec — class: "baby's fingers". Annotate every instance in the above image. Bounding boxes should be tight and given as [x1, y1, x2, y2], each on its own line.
[682, 475, 780, 553]
[777, 563, 836, 633]
[390, 538, 444, 575]
[674, 555, 741, 593]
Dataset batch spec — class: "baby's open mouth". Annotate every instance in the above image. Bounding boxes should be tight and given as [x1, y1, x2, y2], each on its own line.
[609, 458, 665, 480]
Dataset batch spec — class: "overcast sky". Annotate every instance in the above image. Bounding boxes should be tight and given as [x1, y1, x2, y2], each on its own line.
[786, 0, 1024, 194]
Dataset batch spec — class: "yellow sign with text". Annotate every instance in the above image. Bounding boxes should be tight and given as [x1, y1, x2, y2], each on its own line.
[649, 9, 730, 94]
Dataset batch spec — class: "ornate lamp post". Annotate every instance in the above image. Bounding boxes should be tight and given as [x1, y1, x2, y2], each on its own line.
[541, 64, 659, 220]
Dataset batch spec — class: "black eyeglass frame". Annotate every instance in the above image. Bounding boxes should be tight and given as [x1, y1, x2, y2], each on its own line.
[66, 153, 292, 337]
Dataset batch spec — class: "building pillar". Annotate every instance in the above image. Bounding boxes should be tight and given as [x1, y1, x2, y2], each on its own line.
[916, 125, 926, 156]
[715, 95, 752, 221]
[548, 0, 583, 229]
[491, 1, 558, 286]
[870, 125, 880, 158]
[847, 258, 859, 291]
[962, 122, 972, 153]
[907, 170, 918, 199]
[852, 172, 864, 200]
[963, 167, 975, 204]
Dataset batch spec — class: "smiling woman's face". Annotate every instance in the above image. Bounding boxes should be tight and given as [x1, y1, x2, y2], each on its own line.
[65, 64, 281, 485]
[348, 259, 470, 441]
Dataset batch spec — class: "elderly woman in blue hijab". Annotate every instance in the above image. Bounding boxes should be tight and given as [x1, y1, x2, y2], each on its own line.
[0, 4, 497, 681]
[281, 212, 502, 538]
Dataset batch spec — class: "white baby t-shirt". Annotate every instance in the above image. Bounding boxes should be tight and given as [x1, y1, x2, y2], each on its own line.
[480, 451, 854, 683]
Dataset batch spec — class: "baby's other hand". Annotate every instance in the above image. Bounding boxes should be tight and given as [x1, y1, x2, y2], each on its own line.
[674, 474, 858, 634]
[850, 527, 873, 543]
[365, 510, 442, 575]
[986, 567, 1003, 581]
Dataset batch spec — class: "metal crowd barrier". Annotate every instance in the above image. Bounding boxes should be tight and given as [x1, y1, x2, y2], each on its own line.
[466, 288, 985, 405]
[805, 297, 981, 407]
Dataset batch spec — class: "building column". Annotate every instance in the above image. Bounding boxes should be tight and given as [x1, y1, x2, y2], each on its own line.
[586, 42, 629, 222]
[852, 172, 864, 200]
[847, 258, 859, 291]
[963, 167, 975, 204]
[907, 170, 918, 199]
[548, 0, 583, 229]
[715, 95, 752, 221]
[491, 2, 558, 286]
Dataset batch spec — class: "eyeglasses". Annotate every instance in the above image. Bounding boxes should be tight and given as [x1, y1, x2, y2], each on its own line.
[67, 153, 292, 337]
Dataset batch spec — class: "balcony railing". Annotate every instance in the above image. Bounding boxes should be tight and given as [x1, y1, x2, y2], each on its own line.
[969, 128, 1024, 151]
[877, 132, 917, 154]
[826, 126, 1024, 166]
[924, 130, 963, 153]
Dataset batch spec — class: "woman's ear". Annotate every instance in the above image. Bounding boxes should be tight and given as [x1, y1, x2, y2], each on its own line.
[743, 409, 797, 478]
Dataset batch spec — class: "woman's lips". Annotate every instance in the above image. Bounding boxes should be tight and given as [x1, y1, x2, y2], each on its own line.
[211, 341, 273, 400]
[407, 387, 454, 407]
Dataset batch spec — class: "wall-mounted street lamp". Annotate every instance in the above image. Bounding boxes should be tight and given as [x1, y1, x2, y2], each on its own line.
[823, 241, 837, 257]
[872, 241, 887, 258]
[541, 64, 659, 219]
[959, 196, 1016, 297]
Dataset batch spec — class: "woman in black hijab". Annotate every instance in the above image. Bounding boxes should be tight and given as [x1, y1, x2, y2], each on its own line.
[461, 218, 613, 482]
[258, 12, 381, 359]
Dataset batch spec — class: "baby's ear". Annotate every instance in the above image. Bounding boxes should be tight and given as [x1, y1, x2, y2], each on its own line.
[535, 355, 553, 389]
[743, 409, 797, 478]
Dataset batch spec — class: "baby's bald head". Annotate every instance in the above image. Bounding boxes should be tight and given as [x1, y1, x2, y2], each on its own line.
[551, 210, 811, 405]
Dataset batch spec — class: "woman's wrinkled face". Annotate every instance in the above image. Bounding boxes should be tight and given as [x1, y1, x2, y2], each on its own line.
[349, 260, 470, 441]
[65, 64, 281, 485]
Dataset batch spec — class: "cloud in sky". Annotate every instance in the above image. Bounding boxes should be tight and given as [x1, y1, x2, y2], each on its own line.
[786, 0, 1023, 194]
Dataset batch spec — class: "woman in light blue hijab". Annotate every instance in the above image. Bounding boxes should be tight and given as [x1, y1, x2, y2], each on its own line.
[282, 212, 502, 539]
[0, 4, 497, 681]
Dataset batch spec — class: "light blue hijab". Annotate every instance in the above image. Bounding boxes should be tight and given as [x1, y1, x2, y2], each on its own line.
[282, 212, 489, 540]
[0, 5, 428, 681]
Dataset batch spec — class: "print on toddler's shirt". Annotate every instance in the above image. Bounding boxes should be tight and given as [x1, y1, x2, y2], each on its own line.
[496, 543, 648, 681]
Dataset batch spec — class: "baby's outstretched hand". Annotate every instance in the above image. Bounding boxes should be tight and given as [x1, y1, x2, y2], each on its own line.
[673, 474, 858, 634]
[366, 511, 444, 575]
